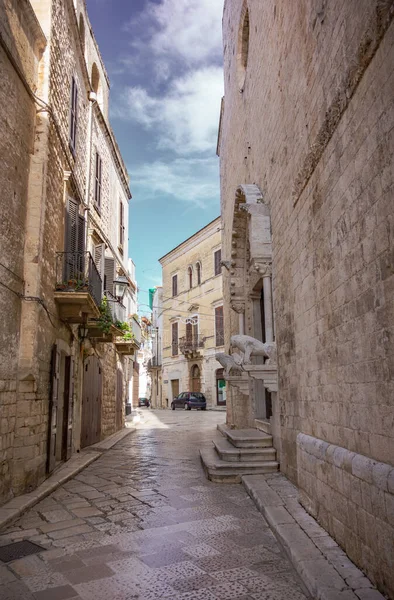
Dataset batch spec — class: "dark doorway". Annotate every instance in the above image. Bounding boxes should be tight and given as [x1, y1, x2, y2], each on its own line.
[81, 356, 102, 448]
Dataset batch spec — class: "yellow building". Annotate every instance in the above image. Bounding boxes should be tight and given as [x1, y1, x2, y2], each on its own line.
[159, 218, 226, 409]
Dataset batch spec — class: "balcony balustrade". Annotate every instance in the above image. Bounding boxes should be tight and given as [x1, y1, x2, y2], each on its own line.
[179, 334, 205, 357]
[54, 251, 102, 322]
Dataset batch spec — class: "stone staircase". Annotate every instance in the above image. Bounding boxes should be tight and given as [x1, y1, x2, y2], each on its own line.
[200, 423, 279, 483]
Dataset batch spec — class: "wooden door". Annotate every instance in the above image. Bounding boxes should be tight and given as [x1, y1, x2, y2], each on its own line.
[81, 356, 102, 448]
[47, 345, 60, 474]
[171, 379, 179, 401]
[116, 368, 123, 430]
[191, 365, 201, 392]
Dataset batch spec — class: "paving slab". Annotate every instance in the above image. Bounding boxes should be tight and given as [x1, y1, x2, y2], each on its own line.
[242, 473, 385, 600]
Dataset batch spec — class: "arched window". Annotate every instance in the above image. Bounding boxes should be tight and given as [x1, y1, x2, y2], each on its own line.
[79, 15, 85, 53]
[196, 262, 201, 285]
[91, 63, 100, 94]
[188, 266, 193, 289]
[237, 2, 250, 90]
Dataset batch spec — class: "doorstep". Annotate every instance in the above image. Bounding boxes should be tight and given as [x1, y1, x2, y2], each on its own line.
[0, 427, 135, 532]
[242, 473, 385, 600]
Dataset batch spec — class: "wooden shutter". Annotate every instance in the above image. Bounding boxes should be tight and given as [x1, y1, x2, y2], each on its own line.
[215, 306, 224, 346]
[214, 249, 222, 276]
[172, 322, 178, 356]
[172, 274, 177, 297]
[104, 256, 115, 293]
[47, 344, 60, 474]
[186, 322, 192, 342]
[94, 243, 105, 287]
[197, 262, 201, 285]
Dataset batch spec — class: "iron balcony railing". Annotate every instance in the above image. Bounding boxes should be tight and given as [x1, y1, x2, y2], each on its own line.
[105, 290, 126, 324]
[179, 334, 205, 354]
[131, 318, 142, 346]
[55, 251, 102, 307]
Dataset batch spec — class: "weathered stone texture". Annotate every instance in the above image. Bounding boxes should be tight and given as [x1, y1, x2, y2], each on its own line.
[220, 0, 394, 595]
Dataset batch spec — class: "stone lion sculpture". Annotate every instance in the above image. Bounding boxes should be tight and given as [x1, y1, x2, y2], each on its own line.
[215, 352, 243, 377]
[230, 335, 277, 365]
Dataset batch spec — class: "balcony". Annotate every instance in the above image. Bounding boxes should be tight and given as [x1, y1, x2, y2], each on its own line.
[147, 356, 161, 370]
[54, 252, 102, 322]
[105, 290, 126, 324]
[86, 291, 127, 342]
[179, 335, 205, 358]
[114, 317, 141, 355]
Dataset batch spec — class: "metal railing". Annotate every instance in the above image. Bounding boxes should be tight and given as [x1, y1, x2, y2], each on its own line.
[105, 290, 126, 324]
[131, 318, 141, 346]
[55, 251, 102, 307]
[179, 334, 205, 354]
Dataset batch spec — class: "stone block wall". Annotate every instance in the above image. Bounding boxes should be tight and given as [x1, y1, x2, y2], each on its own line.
[298, 434, 394, 596]
[220, 0, 394, 593]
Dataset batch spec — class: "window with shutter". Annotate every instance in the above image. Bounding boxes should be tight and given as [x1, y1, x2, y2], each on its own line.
[104, 256, 115, 294]
[65, 198, 85, 279]
[94, 243, 105, 286]
[94, 152, 102, 209]
[196, 262, 201, 285]
[69, 77, 78, 155]
[188, 266, 192, 289]
[119, 201, 125, 251]
[172, 274, 178, 297]
[214, 249, 222, 276]
[171, 322, 178, 356]
[215, 306, 224, 346]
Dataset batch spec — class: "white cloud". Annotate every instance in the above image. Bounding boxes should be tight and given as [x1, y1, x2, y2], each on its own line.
[119, 66, 223, 154]
[126, 0, 224, 71]
[130, 157, 219, 209]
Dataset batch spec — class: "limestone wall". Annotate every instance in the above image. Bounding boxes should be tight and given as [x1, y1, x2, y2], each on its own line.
[220, 1, 394, 594]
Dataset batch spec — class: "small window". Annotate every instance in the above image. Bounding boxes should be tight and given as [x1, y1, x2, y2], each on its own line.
[79, 14, 85, 52]
[196, 262, 201, 285]
[69, 77, 78, 155]
[188, 266, 193, 289]
[119, 200, 125, 251]
[214, 249, 222, 276]
[172, 274, 178, 297]
[215, 306, 224, 346]
[171, 322, 178, 356]
[94, 152, 102, 209]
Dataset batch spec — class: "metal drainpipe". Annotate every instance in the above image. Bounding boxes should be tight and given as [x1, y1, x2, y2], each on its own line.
[84, 93, 97, 250]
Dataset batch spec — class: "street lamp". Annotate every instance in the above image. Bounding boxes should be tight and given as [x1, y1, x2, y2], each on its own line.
[114, 275, 128, 300]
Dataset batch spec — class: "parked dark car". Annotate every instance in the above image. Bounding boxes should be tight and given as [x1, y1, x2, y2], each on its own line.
[138, 397, 150, 407]
[171, 392, 207, 411]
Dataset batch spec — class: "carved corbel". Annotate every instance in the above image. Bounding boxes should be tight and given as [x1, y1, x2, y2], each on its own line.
[230, 301, 245, 314]
[253, 260, 272, 277]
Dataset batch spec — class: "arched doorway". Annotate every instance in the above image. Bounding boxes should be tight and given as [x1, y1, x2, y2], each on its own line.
[216, 369, 226, 406]
[190, 364, 201, 392]
[81, 355, 102, 448]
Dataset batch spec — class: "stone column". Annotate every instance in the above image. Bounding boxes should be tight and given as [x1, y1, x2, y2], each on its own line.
[255, 262, 273, 343]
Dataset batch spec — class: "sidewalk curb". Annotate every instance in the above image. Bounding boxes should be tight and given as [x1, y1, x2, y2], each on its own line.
[242, 474, 386, 600]
[0, 426, 135, 532]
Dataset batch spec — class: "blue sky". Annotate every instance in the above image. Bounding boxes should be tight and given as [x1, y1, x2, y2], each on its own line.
[86, 0, 224, 316]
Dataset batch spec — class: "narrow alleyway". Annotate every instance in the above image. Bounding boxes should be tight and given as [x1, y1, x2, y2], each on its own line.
[0, 411, 309, 600]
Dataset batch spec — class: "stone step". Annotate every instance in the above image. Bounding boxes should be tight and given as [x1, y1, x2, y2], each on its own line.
[200, 447, 279, 483]
[213, 437, 276, 463]
[218, 423, 273, 448]
[254, 418, 272, 435]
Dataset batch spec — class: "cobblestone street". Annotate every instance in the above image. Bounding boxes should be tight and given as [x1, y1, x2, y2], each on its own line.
[0, 411, 309, 600]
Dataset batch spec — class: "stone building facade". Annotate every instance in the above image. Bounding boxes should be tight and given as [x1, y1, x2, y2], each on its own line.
[219, 0, 394, 596]
[159, 218, 226, 409]
[0, 0, 138, 506]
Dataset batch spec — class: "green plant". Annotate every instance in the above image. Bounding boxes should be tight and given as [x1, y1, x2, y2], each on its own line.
[97, 297, 113, 334]
[114, 321, 135, 342]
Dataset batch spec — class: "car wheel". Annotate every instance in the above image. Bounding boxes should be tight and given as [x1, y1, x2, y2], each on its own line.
[201, 407, 206, 411]
[171, 403, 175, 410]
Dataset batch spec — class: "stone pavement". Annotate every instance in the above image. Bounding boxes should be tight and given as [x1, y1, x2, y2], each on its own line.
[0, 410, 310, 600]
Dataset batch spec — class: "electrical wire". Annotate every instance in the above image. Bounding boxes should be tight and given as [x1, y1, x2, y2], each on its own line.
[0, 280, 65, 329]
